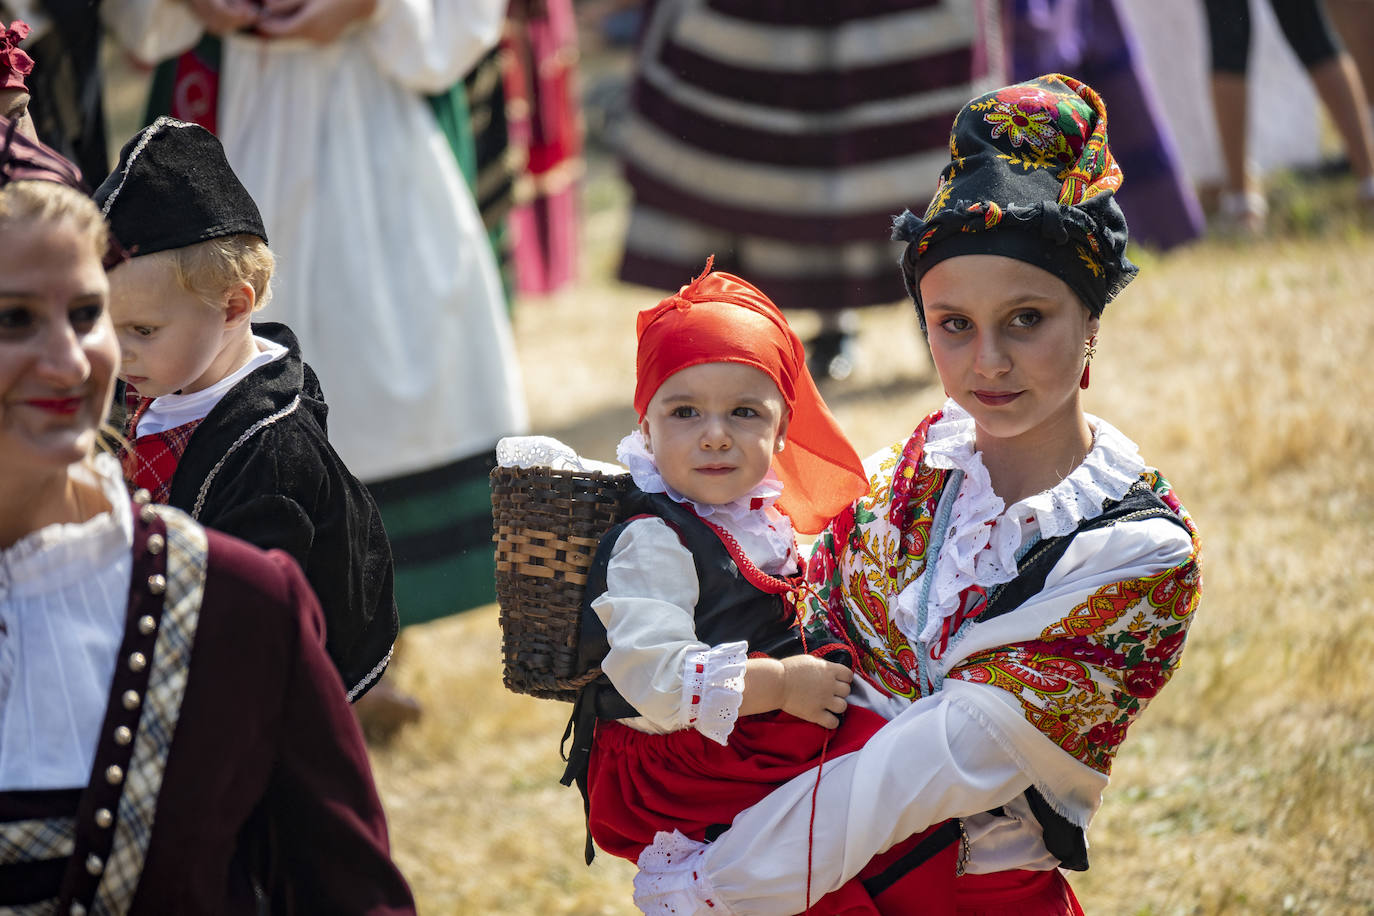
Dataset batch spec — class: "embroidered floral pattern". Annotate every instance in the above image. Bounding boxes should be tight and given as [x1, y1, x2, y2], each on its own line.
[947, 531, 1201, 774]
[805, 412, 1203, 774]
[1076, 245, 1104, 278]
[983, 98, 1059, 153]
[805, 428, 949, 700]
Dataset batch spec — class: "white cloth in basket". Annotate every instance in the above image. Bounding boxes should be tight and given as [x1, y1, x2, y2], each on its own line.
[496, 436, 626, 476]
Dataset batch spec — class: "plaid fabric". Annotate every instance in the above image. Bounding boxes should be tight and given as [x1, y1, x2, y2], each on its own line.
[93, 507, 207, 914]
[124, 406, 203, 505]
[0, 815, 75, 864]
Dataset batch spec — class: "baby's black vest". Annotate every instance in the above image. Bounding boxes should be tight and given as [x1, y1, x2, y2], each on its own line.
[559, 488, 849, 861]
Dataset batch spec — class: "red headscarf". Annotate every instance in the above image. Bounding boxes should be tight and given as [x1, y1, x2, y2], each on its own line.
[634, 258, 867, 534]
[1, 21, 33, 91]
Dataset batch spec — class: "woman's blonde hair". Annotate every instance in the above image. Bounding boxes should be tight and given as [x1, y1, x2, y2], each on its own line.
[165, 233, 275, 311]
[0, 179, 108, 261]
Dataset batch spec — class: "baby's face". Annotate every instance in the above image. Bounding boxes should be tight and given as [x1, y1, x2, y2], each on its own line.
[639, 361, 788, 507]
[107, 253, 230, 399]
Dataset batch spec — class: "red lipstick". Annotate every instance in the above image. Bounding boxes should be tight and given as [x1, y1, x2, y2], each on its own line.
[27, 397, 83, 415]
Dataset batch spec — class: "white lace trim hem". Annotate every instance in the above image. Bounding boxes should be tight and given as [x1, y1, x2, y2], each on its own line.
[683, 642, 747, 746]
[633, 830, 735, 916]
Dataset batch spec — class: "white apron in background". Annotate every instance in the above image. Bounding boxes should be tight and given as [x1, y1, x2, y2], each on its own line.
[104, 0, 528, 481]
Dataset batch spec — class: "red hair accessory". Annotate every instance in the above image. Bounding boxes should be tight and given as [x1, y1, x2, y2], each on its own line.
[633, 256, 868, 534]
[1, 21, 33, 92]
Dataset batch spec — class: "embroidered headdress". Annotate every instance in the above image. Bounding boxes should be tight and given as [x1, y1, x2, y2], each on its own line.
[634, 258, 867, 534]
[893, 74, 1136, 326]
[0, 20, 33, 91]
[94, 116, 268, 257]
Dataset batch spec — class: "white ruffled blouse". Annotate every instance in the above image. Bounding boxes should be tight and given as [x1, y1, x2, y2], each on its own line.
[0, 454, 134, 791]
[590, 432, 799, 746]
[893, 400, 1145, 652]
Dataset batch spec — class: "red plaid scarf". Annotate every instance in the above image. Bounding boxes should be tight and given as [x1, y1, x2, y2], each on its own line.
[124, 399, 204, 505]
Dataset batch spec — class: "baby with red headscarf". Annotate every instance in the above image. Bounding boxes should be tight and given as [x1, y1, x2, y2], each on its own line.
[560, 260, 962, 915]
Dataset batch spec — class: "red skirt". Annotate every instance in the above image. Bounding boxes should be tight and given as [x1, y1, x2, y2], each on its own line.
[587, 708, 882, 859]
[587, 708, 960, 915]
[955, 869, 1085, 915]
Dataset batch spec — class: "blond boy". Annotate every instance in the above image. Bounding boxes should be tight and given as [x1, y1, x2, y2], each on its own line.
[96, 117, 397, 700]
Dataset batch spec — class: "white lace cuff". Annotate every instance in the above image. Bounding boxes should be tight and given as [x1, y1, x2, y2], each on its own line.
[683, 642, 747, 746]
[633, 831, 735, 916]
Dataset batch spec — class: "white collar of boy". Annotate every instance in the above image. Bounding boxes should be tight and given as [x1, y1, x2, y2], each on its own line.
[616, 430, 797, 574]
[894, 398, 1147, 649]
[133, 336, 288, 437]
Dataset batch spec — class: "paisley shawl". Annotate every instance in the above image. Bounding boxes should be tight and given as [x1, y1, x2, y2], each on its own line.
[805, 411, 1202, 779]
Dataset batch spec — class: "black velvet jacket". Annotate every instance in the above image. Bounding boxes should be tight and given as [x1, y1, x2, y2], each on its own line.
[162, 322, 398, 698]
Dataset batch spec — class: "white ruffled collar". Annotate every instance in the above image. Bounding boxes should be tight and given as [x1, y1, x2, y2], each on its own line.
[616, 431, 797, 574]
[895, 400, 1145, 648]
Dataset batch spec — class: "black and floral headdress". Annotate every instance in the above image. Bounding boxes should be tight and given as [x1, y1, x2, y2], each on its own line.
[893, 73, 1137, 326]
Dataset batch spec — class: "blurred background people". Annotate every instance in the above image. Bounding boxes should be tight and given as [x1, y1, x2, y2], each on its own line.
[0, 1, 108, 184]
[611, 0, 1004, 381]
[1202, 0, 1374, 231]
[1005, 0, 1207, 250]
[1326, 0, 1374, 119]
[504, 0, 584, 298]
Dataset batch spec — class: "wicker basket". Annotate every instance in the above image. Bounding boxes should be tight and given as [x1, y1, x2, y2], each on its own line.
[491, 465, 634, 701]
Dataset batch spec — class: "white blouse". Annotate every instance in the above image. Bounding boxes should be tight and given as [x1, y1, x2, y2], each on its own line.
[0, 454, 133, 790]
[591, 433, 799, 746]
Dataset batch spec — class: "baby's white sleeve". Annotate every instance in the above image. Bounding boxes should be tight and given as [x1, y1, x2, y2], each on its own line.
[592, 518, 746, 740]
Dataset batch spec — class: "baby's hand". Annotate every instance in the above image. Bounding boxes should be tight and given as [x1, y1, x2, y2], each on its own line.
[779, 655, 851, 729]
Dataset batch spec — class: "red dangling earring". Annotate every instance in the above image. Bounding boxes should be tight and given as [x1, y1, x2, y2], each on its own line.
[1080, 336, 1096, 390]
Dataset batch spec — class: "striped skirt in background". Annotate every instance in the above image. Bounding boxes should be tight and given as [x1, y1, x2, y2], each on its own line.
[1005, 0, 1206, 251]
[617, 0, 1005, 312]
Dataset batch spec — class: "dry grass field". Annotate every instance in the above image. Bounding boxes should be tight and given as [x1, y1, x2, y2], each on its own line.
[365, 181, 1374, 915]
[96, 41, 1374, 916]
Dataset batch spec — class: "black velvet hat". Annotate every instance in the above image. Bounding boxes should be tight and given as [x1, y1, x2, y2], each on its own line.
[94, 116, 267, 257]
[893, 74, 1137, 326]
